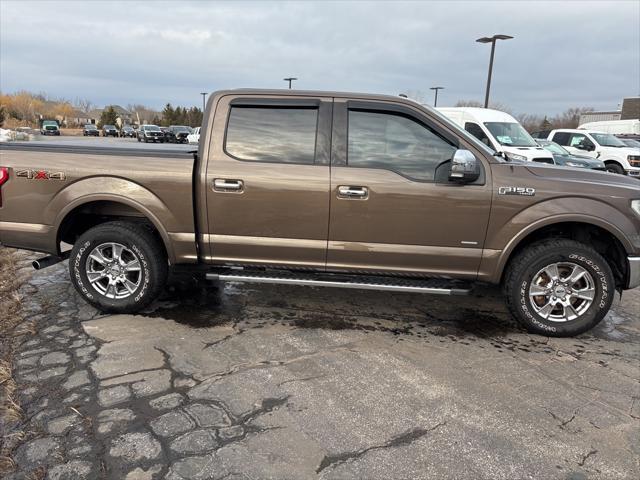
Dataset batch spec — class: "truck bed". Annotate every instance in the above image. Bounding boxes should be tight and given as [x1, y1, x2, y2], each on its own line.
[0, 140, 198, 264]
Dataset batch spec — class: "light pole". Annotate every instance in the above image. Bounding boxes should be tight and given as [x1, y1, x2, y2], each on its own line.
[430, 87, 444, 107]
[476, 34, 513, 108]
[283, 77, 298, 89]
[200, 92, 207, 112]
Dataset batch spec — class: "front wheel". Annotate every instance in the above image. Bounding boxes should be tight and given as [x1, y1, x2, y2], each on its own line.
[605, 162, 625, 175]
[504, 239, 614, 337]
[69, 221, 168, 313]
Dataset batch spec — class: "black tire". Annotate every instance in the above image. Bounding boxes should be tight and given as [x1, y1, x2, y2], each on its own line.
[503, 239, 614, 337]
[605, 162, 625, 175]
[69, 221, 168, 313]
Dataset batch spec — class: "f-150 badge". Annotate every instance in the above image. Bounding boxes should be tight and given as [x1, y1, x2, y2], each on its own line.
[498, 186, 535, 196]
[15, 169, 66, 180]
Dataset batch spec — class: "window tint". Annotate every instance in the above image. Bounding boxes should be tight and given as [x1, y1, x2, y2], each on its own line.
[347, 110, 456, 182]
[225, 107, 318, 164]
[552, 132, 571, 146]
[465, 122, 491, 147]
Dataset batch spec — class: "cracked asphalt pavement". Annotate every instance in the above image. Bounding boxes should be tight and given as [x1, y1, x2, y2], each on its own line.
[4, 251, 639, 479]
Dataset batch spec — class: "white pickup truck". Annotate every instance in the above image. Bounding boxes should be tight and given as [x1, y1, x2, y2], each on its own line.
[544, 129, 640, 177]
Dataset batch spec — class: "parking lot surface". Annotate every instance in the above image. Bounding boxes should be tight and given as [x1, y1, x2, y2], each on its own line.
[5, 252, 640, 479]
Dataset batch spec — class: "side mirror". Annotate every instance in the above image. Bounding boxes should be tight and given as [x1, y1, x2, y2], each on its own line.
[449, 149, 480, 183]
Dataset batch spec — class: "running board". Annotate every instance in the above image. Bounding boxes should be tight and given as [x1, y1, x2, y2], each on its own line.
[205, 271, 471, 295]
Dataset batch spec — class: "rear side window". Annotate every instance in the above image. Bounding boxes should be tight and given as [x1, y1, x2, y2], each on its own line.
[552, 132, 571, 146]
[225, 106, 318, 164]
[464, 122, 491, 147]
[347, 110, 456, 182]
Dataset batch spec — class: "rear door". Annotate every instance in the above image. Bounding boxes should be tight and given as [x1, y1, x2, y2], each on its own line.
[326, 99, 492, 279]
[204, 94, 332, 269]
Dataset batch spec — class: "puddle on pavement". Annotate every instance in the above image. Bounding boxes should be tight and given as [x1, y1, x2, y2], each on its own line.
[140, 275, 636, 350]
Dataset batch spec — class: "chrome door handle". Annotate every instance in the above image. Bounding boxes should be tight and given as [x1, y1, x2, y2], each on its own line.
[338, 185, 368, 199]
[213, 178, 244, 192]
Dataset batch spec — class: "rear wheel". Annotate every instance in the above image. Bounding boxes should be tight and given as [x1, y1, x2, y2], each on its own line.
[504, 239, 614, 337]
[69, 221, 168, 313]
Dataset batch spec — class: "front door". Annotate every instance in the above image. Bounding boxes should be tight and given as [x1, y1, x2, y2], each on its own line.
[326, 99, 492, 279]
[205, 95, 332, 269]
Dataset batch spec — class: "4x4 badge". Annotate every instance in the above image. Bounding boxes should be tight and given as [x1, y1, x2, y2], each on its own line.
[498, 186, 535, 196]
[15, 169, 66, 180]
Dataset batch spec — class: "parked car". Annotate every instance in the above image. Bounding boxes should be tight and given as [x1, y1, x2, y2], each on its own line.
[2, 89, 639, 337]
[120, 126, 136, 138]
[168, 126, 191, 144]
[437, 107, 555, 163]
[160, 127, 172, 142]
[579, 119, 640, 136]
[137, 125, 164, 143]
[535, 140, 606, 171]
[40, 120, 60, 136]
[186, 126, 200, 145]
[542, 129, 640, 176]
[83, 124, 99, 137]
[102, 125, 118, 137]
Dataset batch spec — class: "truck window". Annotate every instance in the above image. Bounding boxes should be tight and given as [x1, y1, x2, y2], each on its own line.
[551, 132, 571, 146]
[347, 110, 456, 182]
[225, 106, 318, 164]
[569, 133, 594, 149]
[464, 122, 491, 147]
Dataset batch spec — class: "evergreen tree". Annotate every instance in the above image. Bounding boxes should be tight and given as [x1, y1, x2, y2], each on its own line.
[161, 103, 175, 126]
[98, 106, 118, 128]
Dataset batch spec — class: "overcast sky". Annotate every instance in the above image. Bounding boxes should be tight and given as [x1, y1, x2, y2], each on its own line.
[1, 0, 639, 115]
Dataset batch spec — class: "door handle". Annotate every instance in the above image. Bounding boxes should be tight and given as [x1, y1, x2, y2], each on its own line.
[338, 185, 368, 199]
[213, 178, 244, 192]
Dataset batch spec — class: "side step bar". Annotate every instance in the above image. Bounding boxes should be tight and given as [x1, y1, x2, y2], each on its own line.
[206, 271, 471, 296]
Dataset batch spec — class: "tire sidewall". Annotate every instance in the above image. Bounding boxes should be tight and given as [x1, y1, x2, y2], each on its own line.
[71, 232, 152, 311]
[514, 248, 613, 335]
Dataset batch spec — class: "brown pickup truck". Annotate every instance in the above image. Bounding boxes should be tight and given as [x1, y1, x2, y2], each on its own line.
[1, 89, 639, 336]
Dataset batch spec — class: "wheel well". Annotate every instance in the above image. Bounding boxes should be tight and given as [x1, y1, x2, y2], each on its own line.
[502, 222, 628, 289]
[57, 201, 167, 256]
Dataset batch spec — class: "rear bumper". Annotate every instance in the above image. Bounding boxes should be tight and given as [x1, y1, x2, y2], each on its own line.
[628, 256, 640, 289]
[0, 222, 56, 255]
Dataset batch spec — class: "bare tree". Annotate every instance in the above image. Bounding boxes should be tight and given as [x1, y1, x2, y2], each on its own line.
[75, 98, 94, 115]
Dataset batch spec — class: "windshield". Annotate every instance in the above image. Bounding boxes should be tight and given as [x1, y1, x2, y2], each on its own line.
[621, 139, 640, 148]
[427, 108, 497, 157]
[541, 141, 569, 155]
[85, 125, 97, 129]
[43, 121, 57, 126]
[104, 125, 115, 129]
[590, 133, 626, 147]
[172, 126, 190, 132]
[484, 122, 537, 147]
[145, 125, 161, 131]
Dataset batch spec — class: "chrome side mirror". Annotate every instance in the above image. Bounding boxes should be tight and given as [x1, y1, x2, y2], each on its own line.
[449, 149, 480, 183]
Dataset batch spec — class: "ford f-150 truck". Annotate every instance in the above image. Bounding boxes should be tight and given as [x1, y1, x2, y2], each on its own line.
[1, 89, 639, 337]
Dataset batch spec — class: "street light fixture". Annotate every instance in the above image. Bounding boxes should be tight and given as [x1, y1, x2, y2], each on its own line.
[476, 34, 513, 108]
[283, 77, 298, 89]
[430, 86, 444, 107]
[200, 92, 208, 112]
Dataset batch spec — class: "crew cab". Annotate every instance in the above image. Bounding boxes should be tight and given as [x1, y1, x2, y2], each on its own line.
[544, 129, 640, 176]
[1, 89, 639, 337]
[102, 125, 118, 137]
[137, 124, 164, 143]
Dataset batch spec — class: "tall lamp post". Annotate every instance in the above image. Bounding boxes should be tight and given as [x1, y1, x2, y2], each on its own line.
[283, 77, 298, 89]
[200, 92, 207, 112]
[476, 34, 513, 108]
[430, 86, 444, 107]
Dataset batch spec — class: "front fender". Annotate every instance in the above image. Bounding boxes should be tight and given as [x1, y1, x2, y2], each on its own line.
[486, 197, 637, 282]
[47, 176, 178, 262]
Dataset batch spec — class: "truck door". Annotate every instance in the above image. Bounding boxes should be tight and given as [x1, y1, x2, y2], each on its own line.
[326, 99, 492, 279]
[204, 95, 332, 269]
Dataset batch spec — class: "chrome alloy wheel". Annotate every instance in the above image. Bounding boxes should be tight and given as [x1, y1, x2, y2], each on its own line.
[529, 262, 596, 322]
[85, 242, 142, 299]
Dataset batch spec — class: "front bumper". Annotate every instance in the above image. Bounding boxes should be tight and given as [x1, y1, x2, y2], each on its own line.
[626, 168, 640, 178]
[628, 257, 640, 289]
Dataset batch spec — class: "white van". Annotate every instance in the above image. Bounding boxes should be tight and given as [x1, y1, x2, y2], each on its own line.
[578, 119, 640, 136]
[437, 107, 554, 163]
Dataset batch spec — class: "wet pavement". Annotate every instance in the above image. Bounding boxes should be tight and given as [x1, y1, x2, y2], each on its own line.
[4, 251, 640, 479]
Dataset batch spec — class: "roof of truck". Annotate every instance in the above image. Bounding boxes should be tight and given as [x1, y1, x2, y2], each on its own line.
[210, 88, 426, 105]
